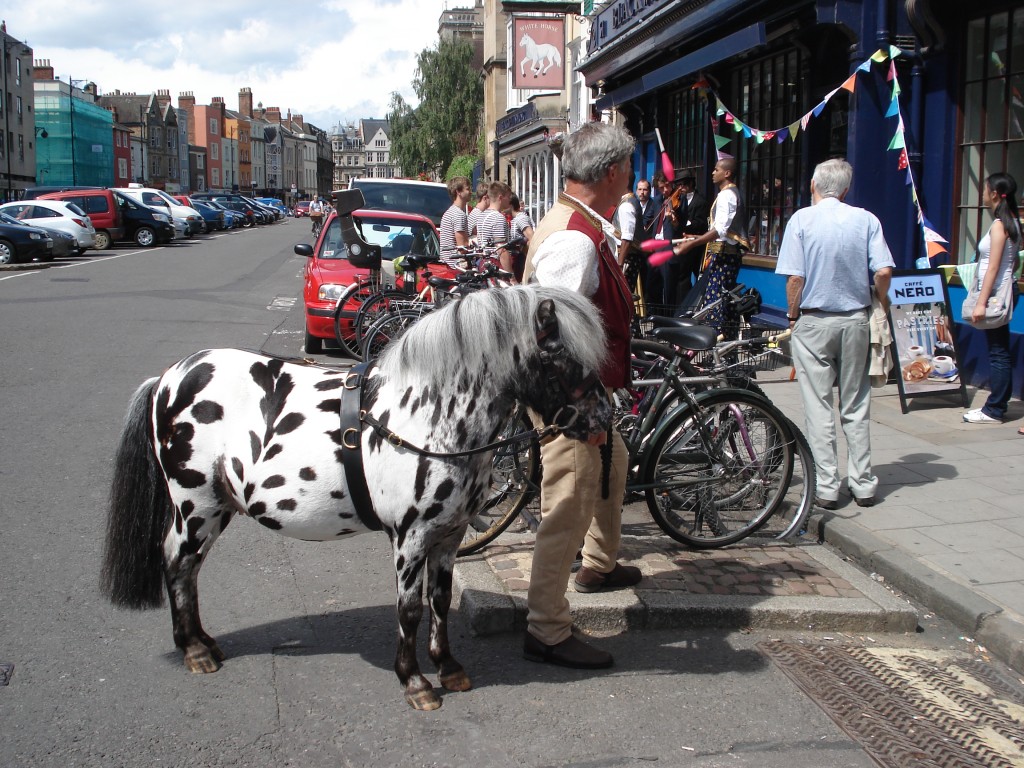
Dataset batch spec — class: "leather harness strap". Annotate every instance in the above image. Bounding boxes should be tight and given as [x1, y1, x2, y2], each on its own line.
[339, 361, 383, 532]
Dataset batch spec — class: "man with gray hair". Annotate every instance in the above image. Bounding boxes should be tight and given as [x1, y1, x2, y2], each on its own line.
[775, 158, 894, 509]
[521, 121, 641, 669]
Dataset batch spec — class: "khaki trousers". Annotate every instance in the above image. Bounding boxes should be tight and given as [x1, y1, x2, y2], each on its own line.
[791, 309, 878, 501]
[526, 421, 627, 645]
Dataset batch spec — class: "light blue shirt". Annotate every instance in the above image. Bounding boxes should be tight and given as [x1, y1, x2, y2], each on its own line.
[775, 197, 895, 311]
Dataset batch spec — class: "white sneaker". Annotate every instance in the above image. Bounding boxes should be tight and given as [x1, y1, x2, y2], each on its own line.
[963, 408, 1001, 424]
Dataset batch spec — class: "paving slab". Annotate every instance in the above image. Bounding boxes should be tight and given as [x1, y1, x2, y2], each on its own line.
[454, 533, 917, 637]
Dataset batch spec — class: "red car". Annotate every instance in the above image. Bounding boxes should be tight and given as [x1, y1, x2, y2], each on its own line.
[294, 201, 311, 218]
[297, 209, 458, 354]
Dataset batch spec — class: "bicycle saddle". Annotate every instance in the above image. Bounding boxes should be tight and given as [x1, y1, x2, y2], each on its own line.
[646, 315, 700, 329]
[398, 253, 435, 271]
[652, 324, 718, 351]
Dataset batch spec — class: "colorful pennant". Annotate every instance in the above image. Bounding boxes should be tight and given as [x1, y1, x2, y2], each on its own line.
[701, 45, 949, 267]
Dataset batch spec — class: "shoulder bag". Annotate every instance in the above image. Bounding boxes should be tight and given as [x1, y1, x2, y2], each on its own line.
[961, 268, 1014, 329]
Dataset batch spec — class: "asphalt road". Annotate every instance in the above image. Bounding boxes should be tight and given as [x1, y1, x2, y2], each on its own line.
[0, 221, 991, 768]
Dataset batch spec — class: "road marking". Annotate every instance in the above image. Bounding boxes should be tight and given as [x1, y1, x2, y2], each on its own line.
[0, 248, 161, 280]
[269, 296, 297, 311]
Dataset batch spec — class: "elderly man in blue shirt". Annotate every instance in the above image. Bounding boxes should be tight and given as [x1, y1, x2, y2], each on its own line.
[776, 159, 894, 510]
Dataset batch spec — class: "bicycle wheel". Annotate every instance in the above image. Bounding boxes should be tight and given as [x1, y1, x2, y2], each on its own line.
[748, 420, 815, 541]
[458, 409, 541, 557]
[641, 388, 796, 548]
[333, 279, 380, 359]
[360, 308, 428, 361]
[353, 289, 414, 348]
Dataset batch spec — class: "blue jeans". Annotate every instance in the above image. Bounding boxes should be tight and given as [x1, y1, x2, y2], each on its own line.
[982, 323, 1012, 419]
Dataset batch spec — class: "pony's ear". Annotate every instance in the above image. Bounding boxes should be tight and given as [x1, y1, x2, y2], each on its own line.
[535, 298, 560, 342]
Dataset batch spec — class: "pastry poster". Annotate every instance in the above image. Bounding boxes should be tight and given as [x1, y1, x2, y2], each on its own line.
[887, 269, 968, 410]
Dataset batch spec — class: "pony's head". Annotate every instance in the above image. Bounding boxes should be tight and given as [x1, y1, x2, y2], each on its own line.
[525, 294, 613, 443]
[377, 285, 611, 443]
[519, 33, 532, 47]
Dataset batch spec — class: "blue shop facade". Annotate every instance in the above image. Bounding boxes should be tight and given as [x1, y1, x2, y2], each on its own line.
[579, 0, 1023, 397]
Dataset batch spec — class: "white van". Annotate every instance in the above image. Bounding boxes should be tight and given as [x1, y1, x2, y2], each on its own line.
[114, 185, 203, 238]
[346, 178, 450, 227]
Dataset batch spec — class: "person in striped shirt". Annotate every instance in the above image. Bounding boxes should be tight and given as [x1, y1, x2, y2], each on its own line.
[439, 176, 472, 268]
[467, 181, 490, 240]
[476, 181, 517, 281]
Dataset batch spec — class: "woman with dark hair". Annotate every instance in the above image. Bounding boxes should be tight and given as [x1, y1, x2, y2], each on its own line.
[963, 172, 1021, 426]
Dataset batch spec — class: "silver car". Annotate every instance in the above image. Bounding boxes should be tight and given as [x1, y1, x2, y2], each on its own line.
[0, 199, 97, 251]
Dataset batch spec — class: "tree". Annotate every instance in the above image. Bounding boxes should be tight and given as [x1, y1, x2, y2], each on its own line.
[388, 38, 483, 179]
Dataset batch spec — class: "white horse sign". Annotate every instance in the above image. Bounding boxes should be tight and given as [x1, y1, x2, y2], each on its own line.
[512, 17, 565, 91]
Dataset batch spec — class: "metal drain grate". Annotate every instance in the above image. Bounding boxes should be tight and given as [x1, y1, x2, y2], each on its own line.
[0, 663, 13, 686]
[759, 642, 1024, 767]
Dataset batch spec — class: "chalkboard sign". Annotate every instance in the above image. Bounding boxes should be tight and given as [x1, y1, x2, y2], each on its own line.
[887, 268, 969, 413]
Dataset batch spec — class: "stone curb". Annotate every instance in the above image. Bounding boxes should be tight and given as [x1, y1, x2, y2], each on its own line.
[810, 512, 1024, 675]
[454, 537, 917, 638]
[0, 263, 50, 271]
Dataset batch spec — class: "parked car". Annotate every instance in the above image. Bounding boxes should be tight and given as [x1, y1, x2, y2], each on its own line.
[294, 201, 311, 218]
[295, 208, 450, 353]
[1, 211, 78, 258]
[191, 193, 267, 225]
[346, 178, 450, 226]
[111, 191, 176, 246]
[114, 186, 202, 237]
[0, 216, 54, 264]
[204, 200, 246, 229]
[0, 199, 96, 252]
[37, 188, 125, 250]
[187, 199, 227, 232]
[257, 197, 289, 217]
[211, 199, 257, 227]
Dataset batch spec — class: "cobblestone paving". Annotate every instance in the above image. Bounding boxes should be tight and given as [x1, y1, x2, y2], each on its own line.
[482, 536, 867, 600]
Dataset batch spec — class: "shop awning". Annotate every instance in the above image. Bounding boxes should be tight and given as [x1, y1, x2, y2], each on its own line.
[595, 22, 766, 110]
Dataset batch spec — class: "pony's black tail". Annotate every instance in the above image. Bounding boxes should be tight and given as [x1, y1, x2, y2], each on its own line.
[100, 378, 169, 609]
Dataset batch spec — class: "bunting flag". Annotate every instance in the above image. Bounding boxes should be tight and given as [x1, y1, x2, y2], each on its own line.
[700, 44, 950, 268]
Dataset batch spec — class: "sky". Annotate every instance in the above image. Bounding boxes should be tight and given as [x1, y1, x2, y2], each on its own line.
[3, 0, 461, 131]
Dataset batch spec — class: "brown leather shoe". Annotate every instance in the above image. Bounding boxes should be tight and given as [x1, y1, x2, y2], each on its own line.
[574, 562, 642, 593]
[854, 496, 875, 507]
[523, 631, 613, 669]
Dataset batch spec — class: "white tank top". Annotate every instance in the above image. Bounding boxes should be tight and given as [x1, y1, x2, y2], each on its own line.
[977, 222, 1018, 294]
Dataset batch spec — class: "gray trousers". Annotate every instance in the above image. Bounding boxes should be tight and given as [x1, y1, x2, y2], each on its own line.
[791, 309, 878, 501]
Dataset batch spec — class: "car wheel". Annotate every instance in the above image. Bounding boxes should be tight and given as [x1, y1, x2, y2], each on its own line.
[93, 231, 112, 250]
[135, 227, 156, 247]
[0, 239, 19, 265]
[304, 322, 323, 354]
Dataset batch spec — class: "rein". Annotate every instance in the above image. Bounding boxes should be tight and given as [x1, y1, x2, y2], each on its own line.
[359, 411, 560, 459]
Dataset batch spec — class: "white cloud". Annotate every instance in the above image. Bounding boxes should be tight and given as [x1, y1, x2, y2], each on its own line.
[5, 0, 454, 130]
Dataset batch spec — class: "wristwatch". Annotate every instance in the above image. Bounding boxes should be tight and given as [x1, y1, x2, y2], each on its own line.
[787, 313, 800, 322]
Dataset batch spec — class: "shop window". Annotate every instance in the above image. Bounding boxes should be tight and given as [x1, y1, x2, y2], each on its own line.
[956, 7, 1024, 263]
[719, 48, 806, 257]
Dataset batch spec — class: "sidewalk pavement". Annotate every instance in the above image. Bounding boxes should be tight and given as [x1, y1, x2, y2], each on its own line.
[454, 375, 1024, 675]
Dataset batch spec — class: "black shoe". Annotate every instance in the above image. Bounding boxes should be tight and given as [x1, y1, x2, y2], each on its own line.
[854, 496, 875, 507]
[523, 631, 613, 669]
[574, 562, 642, 593]
[815, 497, 838, 510]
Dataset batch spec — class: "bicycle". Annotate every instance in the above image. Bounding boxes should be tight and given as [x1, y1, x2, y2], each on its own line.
[359, 262, 515, 362]
[459, 326, 809, 554]
[310, 214, 324, 239]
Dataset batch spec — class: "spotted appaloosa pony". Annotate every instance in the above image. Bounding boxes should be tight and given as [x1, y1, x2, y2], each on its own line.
[101, 284, 611, 710]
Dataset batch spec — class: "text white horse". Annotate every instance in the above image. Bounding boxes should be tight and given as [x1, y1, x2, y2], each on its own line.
[520, 33, 562, 78]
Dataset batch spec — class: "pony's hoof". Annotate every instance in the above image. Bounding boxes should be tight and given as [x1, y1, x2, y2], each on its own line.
[206, 641, 226, 662]
[406, 689, 442, 711]
[184, 649, 222, 673]
[440, 670, 472, 692]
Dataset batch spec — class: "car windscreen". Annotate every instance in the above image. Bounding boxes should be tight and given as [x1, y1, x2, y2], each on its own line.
[349, 182, 449, 225]
[317, 216, 439, 262]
